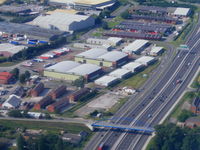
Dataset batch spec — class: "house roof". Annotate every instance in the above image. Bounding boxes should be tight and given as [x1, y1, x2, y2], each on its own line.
[174, 7, 190, 16]
[3, 95, 21, 108]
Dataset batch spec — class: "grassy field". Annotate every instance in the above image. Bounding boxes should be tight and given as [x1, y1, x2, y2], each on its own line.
[0, 61, 20, 67]
[0, 119, 91, 134]
[191, 71, 200, 88]
[119, 62, 160, 88]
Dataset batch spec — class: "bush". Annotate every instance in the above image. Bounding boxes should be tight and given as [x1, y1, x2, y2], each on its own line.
[177, 110, 194, 122]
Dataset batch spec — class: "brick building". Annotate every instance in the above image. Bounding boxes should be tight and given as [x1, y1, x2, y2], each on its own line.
[68, 88, 90, 103]
[48, 85, 67, 99]
[185, 117, 200, 128]
[34, 96, 53, 110]
[0, 72, 13, 84]
[30, 82, 44, 97]
[47, 96, 69, 112]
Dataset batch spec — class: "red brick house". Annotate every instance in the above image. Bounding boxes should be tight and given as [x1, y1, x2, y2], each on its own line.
[0, 72, 13, 84]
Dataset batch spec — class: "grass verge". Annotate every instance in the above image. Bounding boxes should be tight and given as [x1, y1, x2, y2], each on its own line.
[119, 62, 160, 88]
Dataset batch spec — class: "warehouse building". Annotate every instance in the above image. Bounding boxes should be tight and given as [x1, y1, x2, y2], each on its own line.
[0, 43, 27, 57]
[122, 40, 149, 54]
[86, 37, 122, 46]
[122, 62, 145, 72]
[73, 43, 112, 50]
[149, 46, 164, 56]
[75, 49, 128, 67]
[30, 12, 95, 32]
[173, 7, 190, 17]
[44, 61, 102, 81]
[109, 69, 131, 79]
[95, 75, 119, 87]
[135, 56, 156, 66]
[49, 0, 116, 10]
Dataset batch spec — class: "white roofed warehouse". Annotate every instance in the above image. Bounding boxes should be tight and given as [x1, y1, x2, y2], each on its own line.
[29, 12, 95, 32]
[109, 69, 131, 79]
[86, 37, 122, 46]
[149, 46, 164, 56]
[75, 49, 129, 67]
[95, 75, 119, 87]
[44, 61, 103, 82]
[135, 56, 156, 66]
[173, 7, 190, 17]
[122, 62, 145, 73]
[122, 40, 149, 54]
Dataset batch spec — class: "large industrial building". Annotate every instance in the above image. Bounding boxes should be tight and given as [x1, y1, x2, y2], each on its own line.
[95, 75, 119, 87]
[122, 40, 149, 54]
[29, 12, 95, 32]
[43, 61, 102, 81]
[122, 62, 145, 73]
[49, 0, 116, 10]
[75, 48, 128, 67]
[135, 56, 156, 66]
[109, 69, 131, 79]
[86, 37, 122, 46]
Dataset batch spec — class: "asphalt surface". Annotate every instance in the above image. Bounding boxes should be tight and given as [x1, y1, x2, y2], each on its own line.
[84, 16, 200, 150]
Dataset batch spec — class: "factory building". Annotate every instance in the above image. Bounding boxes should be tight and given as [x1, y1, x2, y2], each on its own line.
[0, 43, 27, 57]
[122, 40, 149, 54]
[135, 56, 156, 66]
[49, 0, 116, 10]
[95, 75, 119, 87]
[30, 12, 95, 32]
[122, 62, 145, 73]
[44, 61, 102, 81]
[75, 48, 128, 67]
[86, 37, 122, 46]
[73, 43, 112, 51]
[109, 69, 131, 79]
[149, 46, 164, 56]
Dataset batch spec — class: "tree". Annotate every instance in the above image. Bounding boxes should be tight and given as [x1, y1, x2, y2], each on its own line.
[177, 110, 194, 122]
[19, 74, 26, 84]
[55, 139, 64, 150]
[10, 68, 19, 80]
[121, 10, 131, 19]
[17, 134, 26, 150]
[102, 21, 109, 29]
[8, 110, 23, 118]
[72, 77, 85, 88]
[24, 71, 31, 79]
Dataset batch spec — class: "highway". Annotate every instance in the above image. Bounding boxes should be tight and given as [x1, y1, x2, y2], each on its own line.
[84, 15, 200, 150]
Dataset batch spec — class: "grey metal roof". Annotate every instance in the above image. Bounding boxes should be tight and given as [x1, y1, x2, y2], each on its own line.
[122, 40, 149, 53]
[98, 51, 128, 62]
[4, 95, 21, 108]
[135, 56, 155, 64]
[122, 62, 143, 71]
[68, 64, 101, 75]
[45, 61, 80, 73]
[76, 48, 108, 59]
[174, 7, 190, 16]
[109, 69, 131, 78]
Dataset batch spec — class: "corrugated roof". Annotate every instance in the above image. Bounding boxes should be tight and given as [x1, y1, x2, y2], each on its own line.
[45, 61, 80, 73]
[122, 40, 149, 53]
[95, 75, 118, 85]
[174, 7, 190, 16]
[109, 69, 131, 78]
[76, 48, 108, 59]
[50, 0, 112, 5]
[68, 64, 101, 75]
[135, 56, 155, 64]
[150, 46, 163, 53]
[107, 37, 122, 43]
[3, 95, 21, 108]
[122, 62, 143, 72]
[0, 43, 27, 54]
[98, 51, 127, 62]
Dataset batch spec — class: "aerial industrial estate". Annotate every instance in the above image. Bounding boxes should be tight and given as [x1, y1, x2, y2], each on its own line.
[0, 0, 199, 150]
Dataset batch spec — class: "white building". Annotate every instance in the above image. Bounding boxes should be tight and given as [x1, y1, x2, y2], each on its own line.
[173, 7, 190, 17]
[29, 12, 95, 32]
[149, 46, 164, 56]
[86, 37, 122, 46]
[2, 95, 21, 109]
[95, 75, 119, 87]
[122, 40, 149, 54]
[122, 62, 145, 72]
[109, 69, 131, 79]
[135, 56, 156, 66]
